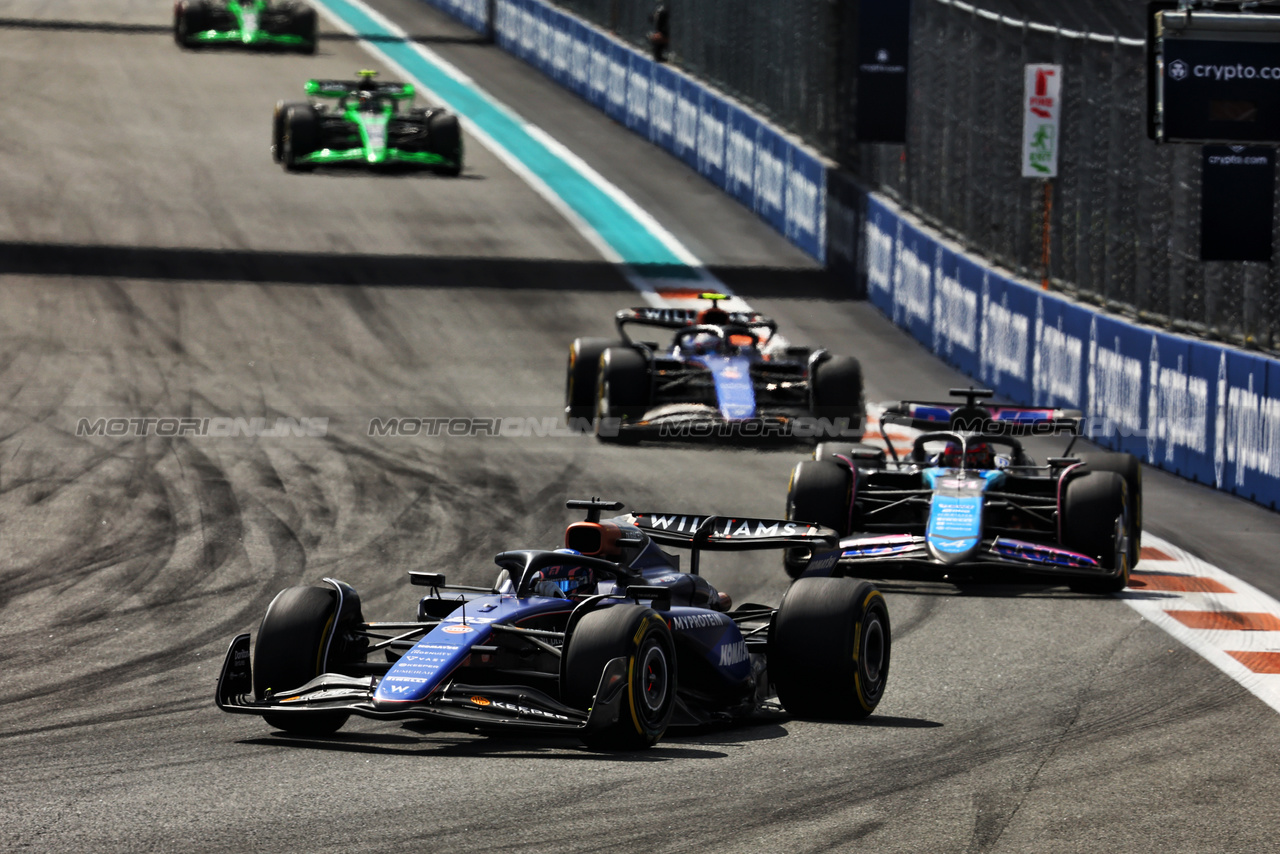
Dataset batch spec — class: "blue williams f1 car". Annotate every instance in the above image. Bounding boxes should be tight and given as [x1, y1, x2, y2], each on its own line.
[783, 389, 1143, 593]
[565, 294, 865, 442]
[217, 499, 891, 749]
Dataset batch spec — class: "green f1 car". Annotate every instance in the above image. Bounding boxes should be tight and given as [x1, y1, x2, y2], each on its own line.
[272, 71, 464, 175]
[174, 1, 317, 53]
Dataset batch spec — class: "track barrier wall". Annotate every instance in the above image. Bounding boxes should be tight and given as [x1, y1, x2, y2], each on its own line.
[412, 0, 1280, 511]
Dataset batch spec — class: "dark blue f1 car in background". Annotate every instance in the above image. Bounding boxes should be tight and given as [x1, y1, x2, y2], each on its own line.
[784, 389, 1143, 593]
[565, 294, 865, 442]
[217, 499, 891, 750]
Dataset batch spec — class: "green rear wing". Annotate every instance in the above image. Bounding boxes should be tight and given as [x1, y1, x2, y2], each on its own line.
[305, 79, 415, 99]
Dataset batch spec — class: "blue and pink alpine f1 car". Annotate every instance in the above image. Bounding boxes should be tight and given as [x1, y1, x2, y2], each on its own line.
[565, 295, 865, 442]
[784, 388, 1143, 593]
[216, 499, 890, 749]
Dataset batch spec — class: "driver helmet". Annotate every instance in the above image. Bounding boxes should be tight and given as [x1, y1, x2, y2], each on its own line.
[531, 549, 595, 597]
[696, 307, 730, 326]
[684, 332, 723, 355]
[938, 440, 995, 470]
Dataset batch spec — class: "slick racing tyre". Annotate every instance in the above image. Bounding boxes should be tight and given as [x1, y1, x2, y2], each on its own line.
[771, 578, 890, 719]
[1062, 471, 1131, 594]
[565, 338, 620, 427]
[1079, 451, 1142, 568]
[813, 442, 886, 468]
[564, 605, 675, 750]
[811, 354, 865, 439]
[281, 104, 319, 171]
[428, 112, 463, 176]
[173, 0, 212, 48]
[272, 101, 307, 163]
[284, 4, 318, 53]
[254, 584, 364, 735]
[595, 347, 650, 442]
[784, 459, 852, 578]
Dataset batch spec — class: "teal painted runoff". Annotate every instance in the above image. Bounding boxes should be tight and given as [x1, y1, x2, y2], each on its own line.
[315, 0, 689, 271]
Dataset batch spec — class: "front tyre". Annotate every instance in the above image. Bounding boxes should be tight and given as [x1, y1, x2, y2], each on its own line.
[564, 605, 675, 750]
[1079, 451, 1142, 568]
[770, 578, 890, 719]
[1062, 471, 1131, 593]
[253, 585, 352, 735]
[272, 101, 307, 163]
[281, 104, 319, 172]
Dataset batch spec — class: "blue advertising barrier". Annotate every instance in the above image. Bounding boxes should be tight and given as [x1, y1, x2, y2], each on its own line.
[415, 0, 489, 35]
[857, 194, 1280, 511]
[420, 0, 828, 263]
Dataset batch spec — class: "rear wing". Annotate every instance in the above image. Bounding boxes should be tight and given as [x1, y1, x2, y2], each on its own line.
[880, 388, 1082, 436]
[629, 512, 837, 574]
[305, 80, 415, 99]
[614, 307, 777, 344]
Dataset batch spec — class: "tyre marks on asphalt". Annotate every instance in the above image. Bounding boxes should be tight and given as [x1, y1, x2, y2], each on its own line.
[1122, 540, 1280, 714]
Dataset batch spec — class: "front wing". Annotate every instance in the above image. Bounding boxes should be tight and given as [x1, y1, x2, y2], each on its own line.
[187, 27, 310, 48]
[799, 535, 1120, 583]
[297, 147, 455, 168]
[215, 634, 628, 735]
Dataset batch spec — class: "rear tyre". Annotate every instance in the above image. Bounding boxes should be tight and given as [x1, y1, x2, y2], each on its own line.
[595, 347, 650, 443]
[1062, 471, 1131, 593]
[811, 355, 865, 439]
[565, 337, 618, 425]
[253, 586, 350, 735]
[1079, 451, 1142, 567]
[428, 112, 463, 176]
[771, 578, 890, 719]
[784, 459, 852, 578]
[281, 104, 319, 172]
[564, 605, 675, 750]
[291, 6, 318, 53]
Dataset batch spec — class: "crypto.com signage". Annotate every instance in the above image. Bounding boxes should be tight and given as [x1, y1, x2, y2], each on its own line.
[1153, 10, 1280, 143]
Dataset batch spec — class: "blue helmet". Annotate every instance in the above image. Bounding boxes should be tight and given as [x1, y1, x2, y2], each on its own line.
[532, 549, 596, 597]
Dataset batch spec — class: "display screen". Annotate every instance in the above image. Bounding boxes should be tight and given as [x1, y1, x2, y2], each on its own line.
[1210, 100, 1259, 122]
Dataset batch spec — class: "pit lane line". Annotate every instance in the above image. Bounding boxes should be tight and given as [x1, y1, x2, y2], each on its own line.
[314, 0, 1280, 718]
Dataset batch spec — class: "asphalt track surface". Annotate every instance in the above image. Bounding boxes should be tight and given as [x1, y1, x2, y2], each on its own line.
[2, 2, 1280, 852]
